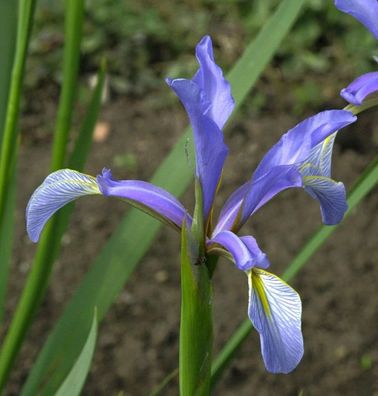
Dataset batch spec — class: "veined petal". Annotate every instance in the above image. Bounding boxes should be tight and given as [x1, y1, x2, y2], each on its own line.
[240, 236, 270, 269]
[303, 175, 347, 225]
[97, 168, 189, 229]
[304, 132, 337, 178]
[26, 169, 101, 242]
[335, 0, 378, 39]
[253, 110, 356, 181]
[193, 35, 235, 129]
[340, 72, 378, 105]
[207, 230, 254, 271]
[27, 168, 189, 243]
[248, 268, 303, 374]
[166, 78, 228, 220]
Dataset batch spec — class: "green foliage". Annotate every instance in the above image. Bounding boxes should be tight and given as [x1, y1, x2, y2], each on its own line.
[54, 310, 97, 396]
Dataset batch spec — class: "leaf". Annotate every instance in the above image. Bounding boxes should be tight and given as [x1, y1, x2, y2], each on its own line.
[21, 1, 306, 394]
[54, 309, 97, 396]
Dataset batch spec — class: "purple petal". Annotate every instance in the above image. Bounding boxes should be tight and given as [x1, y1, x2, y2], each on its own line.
[166, 79, 228, 220]
[166, 36, 234, 220]
[214, 166, 303, 233]
[26, 169, 101, 242]
[248, 269, 303, 374]
[240, 165, 303, 227]
[335, 0, 378, 39]
[240, 236, 270, 269]
[192, 35, 235, 129]
[303, 176, 347, 225]
[253, 110, 356, 181]
[97, 169, 189, 229]
[207, 230, 254, 271]
[340, 72, 378, 105]
[213, 182, 249, 234]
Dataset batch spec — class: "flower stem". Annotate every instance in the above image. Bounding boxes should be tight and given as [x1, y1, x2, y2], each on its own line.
[180, 225, 214, 396]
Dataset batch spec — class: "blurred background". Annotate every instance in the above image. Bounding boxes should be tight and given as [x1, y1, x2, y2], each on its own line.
[5, 0, 378, 394]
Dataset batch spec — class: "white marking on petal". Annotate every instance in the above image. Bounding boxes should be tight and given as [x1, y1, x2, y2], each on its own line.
[26, 169, 100, 242]
[248, 269, 303, 374]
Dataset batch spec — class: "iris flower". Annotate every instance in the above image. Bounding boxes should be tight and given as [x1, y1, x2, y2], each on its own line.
[335, 0, 378, 39]
[26, 36, 356, 374]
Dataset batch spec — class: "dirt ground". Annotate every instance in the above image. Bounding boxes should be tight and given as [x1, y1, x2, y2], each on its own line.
[3, 73, 378, 395]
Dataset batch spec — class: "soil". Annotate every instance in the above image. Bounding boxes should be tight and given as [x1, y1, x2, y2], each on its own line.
[3, 76, 378, 395]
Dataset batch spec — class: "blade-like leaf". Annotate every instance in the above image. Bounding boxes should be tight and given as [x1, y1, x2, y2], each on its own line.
[0, 0, 18, 324]
[54, 309, 97, 396]
[210, 155, 378, 386]
[0, 64, 106, 390]
[22, 1, 306, 394]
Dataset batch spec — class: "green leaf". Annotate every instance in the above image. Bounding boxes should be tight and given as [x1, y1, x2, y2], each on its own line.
[0, 64, 106, 390]
[0, 0, 18, 324]
[210, 155, 378, 387]
[54, 309, 97, 396]
[21, 1, 306, 394]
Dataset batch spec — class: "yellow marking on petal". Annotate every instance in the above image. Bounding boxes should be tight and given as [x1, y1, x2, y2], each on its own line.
[251, 269, 271, 317]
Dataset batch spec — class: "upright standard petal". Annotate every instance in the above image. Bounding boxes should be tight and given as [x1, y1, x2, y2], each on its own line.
[26, 169, 101, 242]
[166, 79, 228, 220]
[96, 169, 189, 230]
[340, 72, 378, 105]
[248, 268, 303, 374]
[166, 36, 234, 221]
[192, 35, 235, 129]
[335, 0, 378, 39]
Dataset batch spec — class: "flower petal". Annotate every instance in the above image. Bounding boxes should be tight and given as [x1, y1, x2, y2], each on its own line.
[213, 182, 249, 234]
[166, 79, 228, 220]
[340, 71, 378, 105]
[207, 230, 254, 271]
[26, 169, 101, 242]
[97, 168, 189, 229]
[166, 36, 233, 221]
[240, 236, 270, 269]
[253, 110, 356, 181]
[27, 168, 189, 243]
[335, 0, 378, 39]
[192, 35, 235, 129]
[240, 165, 303, 227]
[302, 175, 347, 225]
[248, 268, 303, 374]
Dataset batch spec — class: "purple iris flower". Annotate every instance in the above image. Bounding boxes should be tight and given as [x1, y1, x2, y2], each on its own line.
[335, 0, 378, 39]
[340, 71, 378, 105]
[26, 36, 356, 374]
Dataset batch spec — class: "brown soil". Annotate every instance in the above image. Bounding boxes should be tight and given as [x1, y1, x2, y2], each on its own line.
[3, 79, 378, 395]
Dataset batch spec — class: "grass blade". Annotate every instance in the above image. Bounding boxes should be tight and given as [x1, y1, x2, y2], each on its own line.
[210, 156, 378, 386]
[0, 62, 105, 391]
[0, 0, 36, 227]
[54, 310, 97, 396]
[0, 0, 18, 324]
[21, 1, 306, 394]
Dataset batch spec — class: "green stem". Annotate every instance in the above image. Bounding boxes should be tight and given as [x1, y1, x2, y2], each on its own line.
[180, 226, 214, 396]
